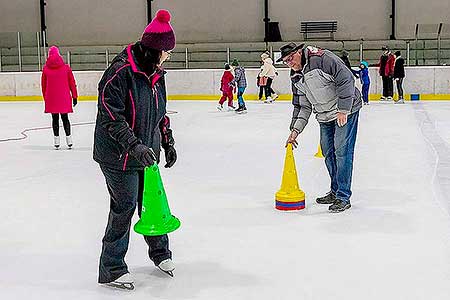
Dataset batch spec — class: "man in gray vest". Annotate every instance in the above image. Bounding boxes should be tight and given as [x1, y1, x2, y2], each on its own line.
[279, 43, 362, 213]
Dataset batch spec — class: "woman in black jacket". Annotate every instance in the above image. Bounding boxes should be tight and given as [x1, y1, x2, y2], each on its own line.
[394, 50, 405, 103]
[93, 10, 178, 290]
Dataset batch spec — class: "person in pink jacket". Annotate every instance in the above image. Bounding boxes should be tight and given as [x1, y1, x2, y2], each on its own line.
[41, 46, 78, 149]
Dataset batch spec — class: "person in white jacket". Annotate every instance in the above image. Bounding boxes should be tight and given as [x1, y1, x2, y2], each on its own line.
[258, 52, 278, 102]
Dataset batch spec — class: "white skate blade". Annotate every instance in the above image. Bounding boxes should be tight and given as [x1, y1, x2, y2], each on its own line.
[158, 268, 174, 277]
[105, 281, 135, 290]
[157, 259, 175, 277]
[104, 273, 135, 290]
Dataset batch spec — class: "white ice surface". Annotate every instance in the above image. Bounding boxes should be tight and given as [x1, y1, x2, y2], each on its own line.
[1, 101, 450, 300]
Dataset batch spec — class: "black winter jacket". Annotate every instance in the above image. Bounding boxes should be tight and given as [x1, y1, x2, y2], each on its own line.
[393, 57, 405, 79]
[93, 44, 173, 170]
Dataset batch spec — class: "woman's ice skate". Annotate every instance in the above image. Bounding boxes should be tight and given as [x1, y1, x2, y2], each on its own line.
[104, 273, 134, 290]
[158, 259, 175, 277]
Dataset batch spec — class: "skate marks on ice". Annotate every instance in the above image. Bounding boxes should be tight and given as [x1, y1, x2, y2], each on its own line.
[0, 111, 179, 144]
[21, 145, 92, 152]
[413, 103, 450, 217]
[0, 122, 95, 143]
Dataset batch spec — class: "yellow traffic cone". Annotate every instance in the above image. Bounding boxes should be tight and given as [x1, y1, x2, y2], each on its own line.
[275, 144, 306, 210]
[314, 144, 324, 158]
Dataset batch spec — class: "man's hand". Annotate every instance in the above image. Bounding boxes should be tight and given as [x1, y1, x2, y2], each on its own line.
[337, 112, 348, 127]
[285, 130, 299, 148]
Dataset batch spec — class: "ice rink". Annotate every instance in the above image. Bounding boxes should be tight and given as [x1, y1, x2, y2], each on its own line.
[1, 100, 450, 300]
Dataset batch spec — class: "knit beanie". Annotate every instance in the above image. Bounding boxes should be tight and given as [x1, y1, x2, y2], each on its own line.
[261, 52, 270, 60]
[231, 58, 239, 66]
[141, 9, 176, 51]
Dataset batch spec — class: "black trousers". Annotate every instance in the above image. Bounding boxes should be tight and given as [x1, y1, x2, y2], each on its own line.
[396, 78, 404, 98]
[264, 77, 274, 99]
[98, 165, 171, 283]
[382, 76, 394, 97]
[258, 86, 264, 100]
[51, 113, 71, 136]
[258, 78, 275, 99]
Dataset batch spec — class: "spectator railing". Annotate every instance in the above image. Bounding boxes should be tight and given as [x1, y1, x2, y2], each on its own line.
[1, 31, 450, 72]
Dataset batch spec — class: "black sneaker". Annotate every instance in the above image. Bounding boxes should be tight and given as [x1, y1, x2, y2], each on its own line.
[329, 200, 351, 213]
[316, 192, 336, 204]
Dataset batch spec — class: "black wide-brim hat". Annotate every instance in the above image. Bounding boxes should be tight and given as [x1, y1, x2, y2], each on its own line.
[276, 42, 304, 62]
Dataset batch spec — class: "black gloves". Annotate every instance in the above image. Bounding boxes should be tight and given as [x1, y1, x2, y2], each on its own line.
[73, 98, 78, 107]
[129, 143, 156, 167]
[162, 128, 177, 168]
[163, 146, 177, 168]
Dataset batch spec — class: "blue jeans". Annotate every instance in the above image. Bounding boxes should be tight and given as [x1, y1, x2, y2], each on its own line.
[362, 83, 370, 103]
[319, 111, 359, 203]
[98, 165, 171, 283]
[237, 87, 246, 106]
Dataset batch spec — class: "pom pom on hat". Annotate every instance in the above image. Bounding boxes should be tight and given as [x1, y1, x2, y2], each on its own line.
[156, 9, 171, 23]
[141, 9, 176, 51]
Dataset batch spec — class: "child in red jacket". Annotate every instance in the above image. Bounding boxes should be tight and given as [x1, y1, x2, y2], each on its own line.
[217, 64, 235, 111]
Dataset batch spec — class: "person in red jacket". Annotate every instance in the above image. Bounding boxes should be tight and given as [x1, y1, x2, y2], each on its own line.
[378, 46, 395, 101]
[217, 63, 235, 111]
[41, 46, 78, 149]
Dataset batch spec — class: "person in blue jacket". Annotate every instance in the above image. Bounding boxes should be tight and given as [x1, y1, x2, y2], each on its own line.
[356, 61, 370, 105]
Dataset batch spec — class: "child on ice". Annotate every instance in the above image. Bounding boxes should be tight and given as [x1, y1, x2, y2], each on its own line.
[217, 63, 235, 111]
[230, 58, 247, 113]
[356, 61, 370, 105]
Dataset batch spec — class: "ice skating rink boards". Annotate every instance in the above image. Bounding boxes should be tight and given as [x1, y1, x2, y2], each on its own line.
[1, 101, 450, 300]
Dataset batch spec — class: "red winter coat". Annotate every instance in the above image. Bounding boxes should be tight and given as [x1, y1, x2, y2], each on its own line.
[221, 70, 234, 92]
[378, 53, 395, 77]
[41, 46, 78, 113]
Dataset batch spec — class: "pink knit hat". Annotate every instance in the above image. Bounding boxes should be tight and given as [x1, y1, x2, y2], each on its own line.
[141, 9, 175, 51]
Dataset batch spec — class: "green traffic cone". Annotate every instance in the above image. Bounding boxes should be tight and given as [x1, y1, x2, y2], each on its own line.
[134, 164, 181, 236]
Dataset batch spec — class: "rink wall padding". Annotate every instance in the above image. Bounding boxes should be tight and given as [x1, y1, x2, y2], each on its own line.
[1, 67, 450, 101]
